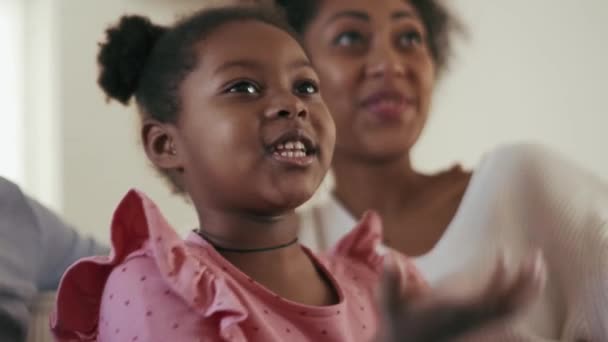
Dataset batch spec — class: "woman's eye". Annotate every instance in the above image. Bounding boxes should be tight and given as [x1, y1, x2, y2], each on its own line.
[227, 81, 260, 94]
[295, 80, 319, 95]
[399, 31, 423, 47]
[334, 31, 365, 47]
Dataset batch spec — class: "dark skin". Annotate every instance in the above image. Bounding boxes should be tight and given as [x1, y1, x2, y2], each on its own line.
[144, 21, 338, 306]
[303, 0, 471, 257]
[143, 18, 544, 341]
[298, 0, 547, 337]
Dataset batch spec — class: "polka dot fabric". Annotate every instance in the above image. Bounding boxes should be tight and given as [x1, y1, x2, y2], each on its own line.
[51, 190, 424, 341]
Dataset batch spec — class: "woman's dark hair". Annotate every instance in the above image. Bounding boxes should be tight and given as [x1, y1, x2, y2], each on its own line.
[274, 0, 463, 76]
[97, 5, 294, 192]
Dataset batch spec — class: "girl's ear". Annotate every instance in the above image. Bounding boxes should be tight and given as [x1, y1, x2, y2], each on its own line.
[142, 119, 183, 170]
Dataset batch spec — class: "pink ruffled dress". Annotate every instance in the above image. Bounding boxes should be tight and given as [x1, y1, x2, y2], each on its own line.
[51, 190, 423, 342]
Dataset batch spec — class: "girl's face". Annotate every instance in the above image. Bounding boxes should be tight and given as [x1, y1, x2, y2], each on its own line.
[303, 0, 436, 163]
[172, 20, 335, 215]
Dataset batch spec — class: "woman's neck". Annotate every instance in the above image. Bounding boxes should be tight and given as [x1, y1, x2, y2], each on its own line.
[332, 152, 427, 218]
[332, 152, 472, 257]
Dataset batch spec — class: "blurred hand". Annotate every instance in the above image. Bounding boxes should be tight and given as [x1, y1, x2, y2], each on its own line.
[377, 251, 546, 342]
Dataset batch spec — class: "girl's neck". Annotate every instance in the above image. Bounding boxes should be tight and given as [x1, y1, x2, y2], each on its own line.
[195, 207, 300, 251]
[193, 206, 301, 279]
[195, 207, 339, 306]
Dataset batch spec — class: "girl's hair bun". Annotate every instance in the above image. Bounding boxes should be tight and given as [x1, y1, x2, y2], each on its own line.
[97, 15, 166, 104]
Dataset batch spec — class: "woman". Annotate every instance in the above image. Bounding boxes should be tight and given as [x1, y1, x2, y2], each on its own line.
[274, 0, 608, 340]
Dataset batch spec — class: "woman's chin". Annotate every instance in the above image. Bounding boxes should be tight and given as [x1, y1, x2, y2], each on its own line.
[353, 126, 421, 159]
[336, 142, 411, 164]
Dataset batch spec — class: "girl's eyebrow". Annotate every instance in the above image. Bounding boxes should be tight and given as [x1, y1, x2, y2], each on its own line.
[214, 59, 262, 75]
[288, 58, 314, 71]
[214, 57, 314, 75]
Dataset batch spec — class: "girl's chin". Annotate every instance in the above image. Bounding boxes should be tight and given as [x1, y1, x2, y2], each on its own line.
[265, 190, 316, 211]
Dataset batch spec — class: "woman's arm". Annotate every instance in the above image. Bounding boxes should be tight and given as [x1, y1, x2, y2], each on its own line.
[558, 220, 608, 341]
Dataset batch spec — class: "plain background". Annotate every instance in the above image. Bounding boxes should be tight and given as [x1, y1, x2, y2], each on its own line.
[1, 0, 606, 242]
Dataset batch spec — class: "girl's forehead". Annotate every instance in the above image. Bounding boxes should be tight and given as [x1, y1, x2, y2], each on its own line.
[194, 20, 308, 72]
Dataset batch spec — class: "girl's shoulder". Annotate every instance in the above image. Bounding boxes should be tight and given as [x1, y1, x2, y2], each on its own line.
[51, 190, 247, 341]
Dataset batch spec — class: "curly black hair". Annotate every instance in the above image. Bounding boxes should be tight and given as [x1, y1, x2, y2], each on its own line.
[97, 5, 294, 192]
[98, 5, 293, 121]
[274, 0, 463, 76]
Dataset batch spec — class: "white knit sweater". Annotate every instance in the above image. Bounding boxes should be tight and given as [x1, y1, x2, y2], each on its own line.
[299, 144, 608, 341]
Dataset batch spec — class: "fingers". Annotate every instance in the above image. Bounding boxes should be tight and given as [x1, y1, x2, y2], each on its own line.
[471, 251, 513, 319]
[376, 250, 547, 342]
[500, 250, 546, 315]
[380, 254, 405, 319]
[484, 252, 508, 297]
[405, 251, 546, 340]
[459, 249, 546, 325]
[402, 259, 428, 300]
[380, 253, 428, 310]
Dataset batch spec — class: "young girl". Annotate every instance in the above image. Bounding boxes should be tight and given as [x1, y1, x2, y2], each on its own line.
[50, 5, 545, 342]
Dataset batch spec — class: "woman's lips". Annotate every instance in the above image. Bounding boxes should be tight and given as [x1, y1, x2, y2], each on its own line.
[361, 91, 415, 123]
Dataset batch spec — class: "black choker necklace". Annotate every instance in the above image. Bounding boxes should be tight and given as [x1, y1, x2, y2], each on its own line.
[195, 229, 299, 253]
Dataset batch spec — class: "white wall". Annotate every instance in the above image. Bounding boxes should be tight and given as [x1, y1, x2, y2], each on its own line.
[414, 0, 608, 175]
[0, 1, 25, 185]
[54, 0, 210, 241]
[19, 0, 608, 242]
[22, 0, 62, 210]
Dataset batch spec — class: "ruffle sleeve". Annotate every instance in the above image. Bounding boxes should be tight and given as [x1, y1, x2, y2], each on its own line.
[51, 190, 248, 341]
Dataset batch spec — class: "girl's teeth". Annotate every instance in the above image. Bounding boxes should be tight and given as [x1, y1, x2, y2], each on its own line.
[274, 140, 308, 154]
[276, 151, 307, 158]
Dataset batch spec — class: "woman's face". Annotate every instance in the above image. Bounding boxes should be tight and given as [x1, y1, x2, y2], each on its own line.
[304, 0, 435, 163]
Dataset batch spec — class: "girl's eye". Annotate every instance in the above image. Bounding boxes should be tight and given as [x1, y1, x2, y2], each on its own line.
[227, 81, 261, 94]
[398, 30, 423, 48]
[334, 31, 365, 47]
[294, 80, 319, 95]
